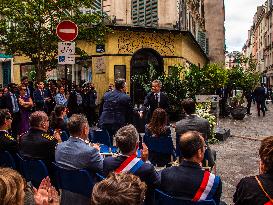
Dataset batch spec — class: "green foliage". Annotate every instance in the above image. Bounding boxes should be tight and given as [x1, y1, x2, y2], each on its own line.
[131, 63, 163, 93]
[230, 93, 245, 108]
[185, 64, 229, 97]
[227, 66, 260, 91]
[0, 0, 110, 81]
[164, 65, 187, 112]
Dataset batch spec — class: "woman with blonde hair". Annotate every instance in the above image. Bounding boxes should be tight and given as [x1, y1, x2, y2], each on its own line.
[0, 168, 59, 205]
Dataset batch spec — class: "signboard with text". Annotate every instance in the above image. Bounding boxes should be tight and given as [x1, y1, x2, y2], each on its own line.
[195, 95, 219, 103]
[58, 42, 75, 65]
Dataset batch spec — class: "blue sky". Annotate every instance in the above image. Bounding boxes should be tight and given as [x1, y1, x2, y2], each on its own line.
[225, 0, 265, 52]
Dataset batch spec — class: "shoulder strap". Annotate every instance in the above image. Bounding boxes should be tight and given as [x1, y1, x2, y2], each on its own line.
[255, 176, 273, 203]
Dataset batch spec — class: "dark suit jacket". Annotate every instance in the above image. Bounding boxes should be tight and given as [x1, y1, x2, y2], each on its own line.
[234, 173, 273, 205]
[160, 160, 222, 205]
[141, 92, 170, 121]
[0, 130, 18, 153]
[33, 89, 45, 110]
[99, 89, 133, 126]
[176, 115, 210, 141]
[103, 155, 160, 188]
[3, 92, 15, 114]
[19, 128, 57, 161]
[254, 86, 266, 103]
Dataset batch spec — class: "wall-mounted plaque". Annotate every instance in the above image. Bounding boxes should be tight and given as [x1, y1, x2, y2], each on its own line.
[95, 56, 106, 74]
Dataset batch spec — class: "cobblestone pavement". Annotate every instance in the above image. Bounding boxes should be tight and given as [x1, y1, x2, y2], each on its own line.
[210, 103, 273, 205]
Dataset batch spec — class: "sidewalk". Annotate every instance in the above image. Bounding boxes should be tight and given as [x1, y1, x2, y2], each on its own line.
[210, 103, 273, 204]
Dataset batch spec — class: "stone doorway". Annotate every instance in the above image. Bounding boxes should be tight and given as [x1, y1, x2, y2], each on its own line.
[130, 48, 164, 106]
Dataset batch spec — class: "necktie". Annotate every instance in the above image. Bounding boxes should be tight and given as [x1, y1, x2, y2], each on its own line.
[155, 93, 159, 107]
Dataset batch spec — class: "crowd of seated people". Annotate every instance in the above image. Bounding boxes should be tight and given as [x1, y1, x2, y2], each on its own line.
[0, 97, 273, 205]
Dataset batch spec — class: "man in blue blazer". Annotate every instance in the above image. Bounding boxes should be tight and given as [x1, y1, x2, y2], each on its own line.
[99, 79, 134, 143]
[55, 114, 103, 205]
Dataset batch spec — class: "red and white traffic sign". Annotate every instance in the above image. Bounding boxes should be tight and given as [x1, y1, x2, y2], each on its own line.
[56, 20, 78, 42]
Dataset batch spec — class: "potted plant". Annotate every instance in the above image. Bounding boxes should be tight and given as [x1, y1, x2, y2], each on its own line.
[230, 93, 247, 120]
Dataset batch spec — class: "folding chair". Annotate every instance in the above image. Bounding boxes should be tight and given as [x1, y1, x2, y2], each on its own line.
[0, 151, 16, 169]
[53, 163, 94, 197]
[154, 189, 216, 205]
[24, 159, 49, 188]
[144, 134, 176, 166]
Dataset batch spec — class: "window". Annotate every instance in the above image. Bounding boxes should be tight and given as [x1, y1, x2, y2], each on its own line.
[131, 0, 158, 27]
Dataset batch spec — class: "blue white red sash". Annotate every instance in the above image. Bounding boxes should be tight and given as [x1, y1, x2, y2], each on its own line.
[265, 201, 273, 205]
[192, 171, 220, 202]
[115, 154, 144, 174]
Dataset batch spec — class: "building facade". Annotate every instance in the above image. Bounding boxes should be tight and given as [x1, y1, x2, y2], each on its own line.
[12, 0, 209, 102]
[204, 0, 225, 63]
[242, 1, 273, 85]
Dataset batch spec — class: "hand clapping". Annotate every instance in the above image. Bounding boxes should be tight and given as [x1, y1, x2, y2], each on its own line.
[34, 177, 59, 205]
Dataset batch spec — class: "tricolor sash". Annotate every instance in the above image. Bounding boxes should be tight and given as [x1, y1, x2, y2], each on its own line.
[192, 171, 220, 202]
[265, 201, 273, 205]
[115, 154, 144, 174]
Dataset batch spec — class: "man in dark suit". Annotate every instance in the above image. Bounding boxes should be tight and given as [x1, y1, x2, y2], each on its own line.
[103, 124, 160, 188]
[140, 80, 170, 122]
[99, 79, 134, 143]
[176, 98, 210, 141]
[0, 109, 18, 153]
[19, 111, 61, 161]
[175, 98, 214, 167]
[33, 81, 46, 111]
[160, 131, 222, 205]
[2, 85, 20, 138]
[254, 83, 266, 117]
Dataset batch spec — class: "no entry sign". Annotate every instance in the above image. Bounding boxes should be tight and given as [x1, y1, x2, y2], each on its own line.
[56, 20, 78, 42]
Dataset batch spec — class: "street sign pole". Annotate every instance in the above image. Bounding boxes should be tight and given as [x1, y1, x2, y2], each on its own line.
[56, 20, 78, 92]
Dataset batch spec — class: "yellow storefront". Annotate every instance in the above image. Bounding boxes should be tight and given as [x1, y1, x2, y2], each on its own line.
[78, 26, 209, 101]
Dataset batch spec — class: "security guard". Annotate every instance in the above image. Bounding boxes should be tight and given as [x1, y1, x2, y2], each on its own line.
[19, 111, 61, 161]
[0, 109, 18, 153]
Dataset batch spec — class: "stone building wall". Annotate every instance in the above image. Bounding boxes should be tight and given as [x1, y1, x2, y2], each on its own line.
[204, 0, 225, 63]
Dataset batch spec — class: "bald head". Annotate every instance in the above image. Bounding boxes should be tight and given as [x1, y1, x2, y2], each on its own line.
[179, 131, 205, 159]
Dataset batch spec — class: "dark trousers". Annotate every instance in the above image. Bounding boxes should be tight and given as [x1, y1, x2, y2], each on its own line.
[101, 124, 121, 145]
[247, 100, 252, 114]
[257, 101, 265, 116]
[85, 107, 96, 126]
[11, 112, 20, 139]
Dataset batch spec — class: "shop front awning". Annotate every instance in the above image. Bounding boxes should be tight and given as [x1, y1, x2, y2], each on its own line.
[0, 54, 13, 62]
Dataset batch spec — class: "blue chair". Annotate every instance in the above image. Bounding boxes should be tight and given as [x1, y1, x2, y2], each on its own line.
[92, 129, 111, 147]
[0, 151, 16, 169]
[53, 163, 94, 197]
[16, 154, 29, 180]
[24, 159, 49, 188]
[144, 134, 176, 166]
[154, 189, 216, 205]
